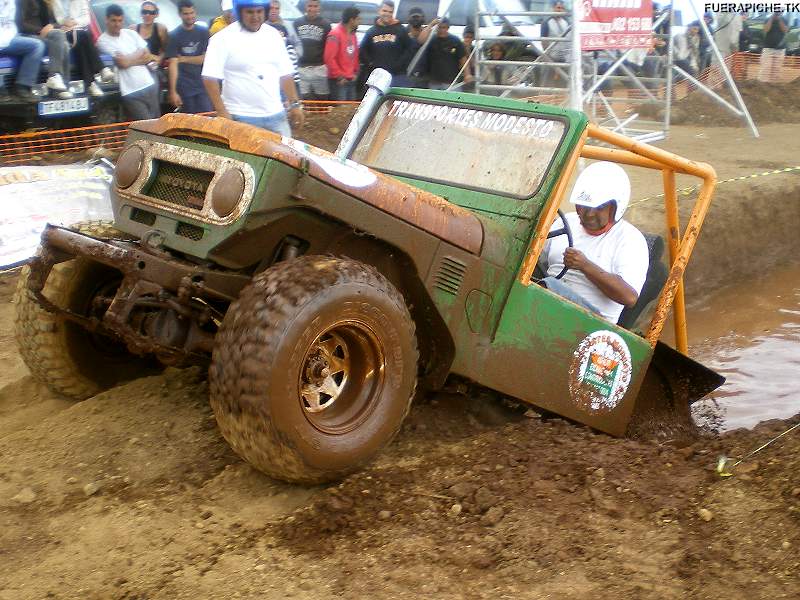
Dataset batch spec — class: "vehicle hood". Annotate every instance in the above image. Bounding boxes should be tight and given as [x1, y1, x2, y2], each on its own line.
[130, 114, 484, 255]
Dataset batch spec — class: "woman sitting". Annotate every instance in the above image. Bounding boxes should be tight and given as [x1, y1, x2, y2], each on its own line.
[54, 0, 115, 96]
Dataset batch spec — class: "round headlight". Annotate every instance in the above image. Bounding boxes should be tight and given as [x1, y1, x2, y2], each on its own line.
[115, 145, 144, 189]
[211, 169, 245, 218]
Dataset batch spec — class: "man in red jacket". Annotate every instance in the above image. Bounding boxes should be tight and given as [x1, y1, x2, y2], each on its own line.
[324, 6, 360, 101]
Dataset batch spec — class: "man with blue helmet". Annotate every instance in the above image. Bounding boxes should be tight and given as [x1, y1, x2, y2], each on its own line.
[202, 0, 304, 135]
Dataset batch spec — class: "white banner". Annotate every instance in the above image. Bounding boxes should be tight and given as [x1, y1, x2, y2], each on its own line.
[0, 163, 114, 270]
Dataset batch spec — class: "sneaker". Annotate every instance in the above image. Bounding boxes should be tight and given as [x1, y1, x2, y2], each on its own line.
[12, 85, 38, 102]
[55, 89, 74, 99]
[46, 73, 68, 92]
[88, 82, 104, 97]
[99, 67, 115, 83]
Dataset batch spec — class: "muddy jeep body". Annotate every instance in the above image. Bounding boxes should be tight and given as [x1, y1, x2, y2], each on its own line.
[19, 83, 723, 482]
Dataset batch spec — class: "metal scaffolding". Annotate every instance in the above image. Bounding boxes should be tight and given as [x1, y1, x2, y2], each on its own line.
[469, 4, 758, 140]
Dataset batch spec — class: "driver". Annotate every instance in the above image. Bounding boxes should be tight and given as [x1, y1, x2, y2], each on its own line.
[538, 161, 649, 324]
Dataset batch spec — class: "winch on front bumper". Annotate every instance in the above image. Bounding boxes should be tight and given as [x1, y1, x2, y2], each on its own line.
[27, 224, 250, 363]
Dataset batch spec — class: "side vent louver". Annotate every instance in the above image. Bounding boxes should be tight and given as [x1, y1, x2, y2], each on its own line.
[434, 257, 467, 296]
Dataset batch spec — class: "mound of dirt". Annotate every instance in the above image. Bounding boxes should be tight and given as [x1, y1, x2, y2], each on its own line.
[274, 400, 800, 598]
[2, 359, 799, 599]
[672, 79, 800, 126]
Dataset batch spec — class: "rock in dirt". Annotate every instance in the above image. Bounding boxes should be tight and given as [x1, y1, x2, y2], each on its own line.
[474, 486, 499, 512]
[325, 494, 354, 513]
[481, 506, 504, 527]
[448, 503, 462, 516]
[737, 461, 759, 474]
[448, 482, 476, 501]
[697, 508, 714, 522]
[12, 487, 36, 504]
[377, 510, 392, 521]
[83, 482, 101, 497]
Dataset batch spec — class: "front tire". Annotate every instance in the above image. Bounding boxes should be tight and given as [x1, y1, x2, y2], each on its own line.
[209, 256, 419, 484]
[14, 221, 149, 399]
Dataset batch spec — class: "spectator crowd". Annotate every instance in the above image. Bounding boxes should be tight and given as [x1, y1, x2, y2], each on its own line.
[0, 0, 796, 133]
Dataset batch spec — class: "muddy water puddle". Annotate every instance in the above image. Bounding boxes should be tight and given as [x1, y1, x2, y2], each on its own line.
[687, 262, 800, 430]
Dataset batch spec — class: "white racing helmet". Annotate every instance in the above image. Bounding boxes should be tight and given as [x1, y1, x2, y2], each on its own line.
[569, 161, 631, 221]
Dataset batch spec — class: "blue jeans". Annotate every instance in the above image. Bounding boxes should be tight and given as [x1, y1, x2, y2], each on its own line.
[542, 276, 602, 315]
[2, 35, 46, 88]
[232, 112, 291, 137]
[181, 92, 213, 114]
[329, 80, 356, 101]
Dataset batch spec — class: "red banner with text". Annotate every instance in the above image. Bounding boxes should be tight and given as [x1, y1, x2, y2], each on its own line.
[578, 0, 654, 51]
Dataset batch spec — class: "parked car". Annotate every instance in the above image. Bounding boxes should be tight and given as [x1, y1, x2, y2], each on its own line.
[743, 11, 800, 55]
[0, 19, 121, 132]
[397, 0, 548, 53]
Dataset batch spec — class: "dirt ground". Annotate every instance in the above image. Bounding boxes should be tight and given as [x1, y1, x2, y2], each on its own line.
[1, 109, 800, 599]
[672, 79, 800, 127]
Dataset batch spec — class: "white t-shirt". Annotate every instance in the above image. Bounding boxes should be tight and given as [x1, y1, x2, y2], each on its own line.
[201, 22, 294, 118]
[0, 0, 18, 49]
[97, 29, 155, 96]
[541, 213, 649, 323]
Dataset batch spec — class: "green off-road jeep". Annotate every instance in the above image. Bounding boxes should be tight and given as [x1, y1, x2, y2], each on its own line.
[15, 69, 724, 483]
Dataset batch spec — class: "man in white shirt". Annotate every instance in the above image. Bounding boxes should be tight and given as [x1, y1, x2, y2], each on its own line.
[539, 162, 649, 324]
[97, 3, 160, 120]
[202, 0, 303, 136]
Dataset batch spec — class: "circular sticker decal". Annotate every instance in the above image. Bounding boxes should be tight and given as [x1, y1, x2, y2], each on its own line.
[568, 330, 633, 413]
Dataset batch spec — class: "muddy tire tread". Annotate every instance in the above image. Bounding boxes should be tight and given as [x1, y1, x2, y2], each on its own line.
[209, 255, 418, 484]
[13, 221, 131, 400]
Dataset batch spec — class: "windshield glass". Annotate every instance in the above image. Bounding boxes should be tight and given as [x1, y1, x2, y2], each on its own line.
[351, 98, 566, 198]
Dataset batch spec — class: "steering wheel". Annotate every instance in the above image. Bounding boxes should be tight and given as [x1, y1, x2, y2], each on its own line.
[545, 209, 574, 280]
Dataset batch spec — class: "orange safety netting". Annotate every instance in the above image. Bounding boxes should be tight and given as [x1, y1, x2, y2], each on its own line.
[0, 101, 359, 166]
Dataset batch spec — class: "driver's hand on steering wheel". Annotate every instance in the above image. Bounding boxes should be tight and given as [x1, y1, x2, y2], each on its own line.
[563, 248, 591, 272]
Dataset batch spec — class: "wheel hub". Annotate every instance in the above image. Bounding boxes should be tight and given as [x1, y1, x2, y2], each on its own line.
[300, 332, 349, 414]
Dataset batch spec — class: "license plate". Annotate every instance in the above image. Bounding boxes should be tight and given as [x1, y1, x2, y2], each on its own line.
[37, 97, 90, 117]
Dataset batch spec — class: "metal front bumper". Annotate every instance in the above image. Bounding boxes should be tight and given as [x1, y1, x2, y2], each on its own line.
[27, 224, 250, 360]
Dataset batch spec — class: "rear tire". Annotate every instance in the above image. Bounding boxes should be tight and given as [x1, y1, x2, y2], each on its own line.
[14, 221, 150, 399]
[209, 256, 419, 484]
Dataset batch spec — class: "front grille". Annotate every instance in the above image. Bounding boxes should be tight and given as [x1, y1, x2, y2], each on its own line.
[146, 161, 214, 210]
[130, 207, 156, 226]
[172, 135, 229, 149]
[176, 222, 205, 241]
[433, 257, 467, 296]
